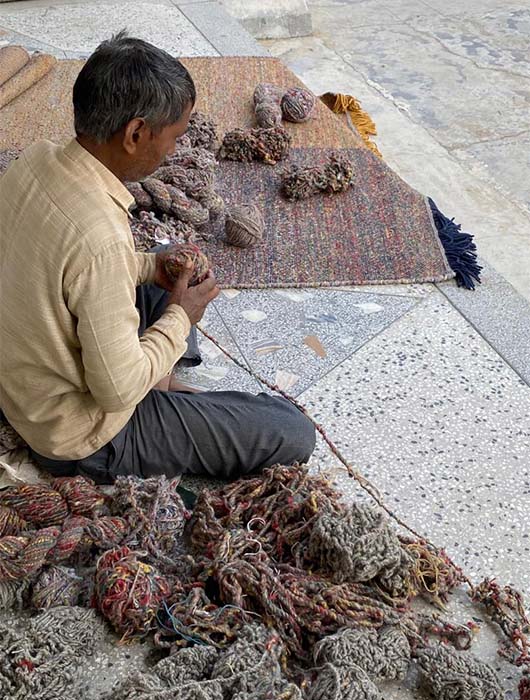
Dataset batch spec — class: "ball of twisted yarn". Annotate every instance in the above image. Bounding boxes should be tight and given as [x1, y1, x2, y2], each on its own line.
[94, 546, 170, 641]
[164, 243, 210, 286]
[31, 565, 81, 609]
[225, 204, 264, 248]
[281, 87, 316, 123]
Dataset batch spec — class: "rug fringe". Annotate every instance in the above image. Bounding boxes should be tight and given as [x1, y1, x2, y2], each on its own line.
[428, 198, 482, 290]
[320, 92, 382, 157]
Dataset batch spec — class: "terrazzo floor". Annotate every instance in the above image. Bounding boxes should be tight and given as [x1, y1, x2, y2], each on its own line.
[1, 1, 529, 697]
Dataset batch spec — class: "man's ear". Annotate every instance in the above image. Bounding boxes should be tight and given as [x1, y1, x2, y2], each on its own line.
[123, 118, 149, 154]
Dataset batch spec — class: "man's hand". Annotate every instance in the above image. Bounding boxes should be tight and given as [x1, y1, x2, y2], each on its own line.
[167, 263, 219, 325]
[154, 248, 176, 291]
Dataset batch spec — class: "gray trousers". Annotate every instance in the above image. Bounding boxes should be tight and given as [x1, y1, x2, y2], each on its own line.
[31, 283, 316, 483]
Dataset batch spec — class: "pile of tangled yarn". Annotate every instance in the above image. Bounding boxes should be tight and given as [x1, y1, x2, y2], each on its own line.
[176, 111, 219, 151]
[0, 465, 527, 699]
[281, 151, 355, 200]
[126, 144, 224, 250]
[129, 211, 197, 251]
[219, 125, 291, 165]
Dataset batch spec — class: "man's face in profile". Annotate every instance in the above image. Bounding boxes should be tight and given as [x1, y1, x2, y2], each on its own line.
[124, 100, 193, 182]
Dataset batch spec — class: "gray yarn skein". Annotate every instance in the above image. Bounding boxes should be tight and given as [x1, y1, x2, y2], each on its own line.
[307, 503, 411, 586]
[416, 644, 506, 700]
[0, 607, 105, 700]
[313, 626, 411, 682]
[308, 662, 383, 700]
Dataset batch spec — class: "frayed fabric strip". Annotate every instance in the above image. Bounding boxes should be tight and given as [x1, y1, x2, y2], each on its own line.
[428, 198, 482, 290]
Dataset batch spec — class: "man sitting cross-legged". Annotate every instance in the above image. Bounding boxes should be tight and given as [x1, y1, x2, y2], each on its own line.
[0, 33, 315, 483]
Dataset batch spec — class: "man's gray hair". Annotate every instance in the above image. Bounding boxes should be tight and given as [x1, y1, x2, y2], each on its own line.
[73, 32, 196, 143]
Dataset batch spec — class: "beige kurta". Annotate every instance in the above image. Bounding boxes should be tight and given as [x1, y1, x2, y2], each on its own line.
[0, 139, 190, 459]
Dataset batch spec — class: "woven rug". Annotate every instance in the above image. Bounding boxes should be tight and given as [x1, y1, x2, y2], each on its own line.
[0, 56, 479, 288]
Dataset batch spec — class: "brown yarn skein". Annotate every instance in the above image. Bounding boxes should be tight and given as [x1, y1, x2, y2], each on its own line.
[225, 205, 264, 248]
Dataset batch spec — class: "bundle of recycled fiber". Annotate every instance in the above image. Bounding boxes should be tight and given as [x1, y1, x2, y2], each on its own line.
[0, 52, 57, 110]
[194, 526, 404, 657]
[307, 502, 415, 596]
[176, 111, 218, 151]
[219, 125, 291, 165]
[154, 585, 245, 649]
[224, 203, 264, 248]
[164, 146, 217, 171]
[0, 514, 128, 583]
[281, 86, 316, 123]
[163, 242, 210, 287]
[415, 643, 505, 699]
[112, 475, 189, 570]
[0, 46, 30, 86]
[472, 578, 530, 666]
[0, 606, 106, 698]
[0, 477, 108, 527]
[129, 211, 196, 251]
[155, 163, 214, 198]
[94, 545, 171, 641]
[309, 663, 381, 700]
[281, 152, 355, 200]
[0, 483, 69, 527]
[189, 465, 470, 658]
[190, 465, 345, 564]
[313, 626, 411, 682]
[53, 475, 107, 516]
[0, 505, 28, 537]
[109, 623, 300, 700]
[126, 145, 223, 241]
[165, 184, 211, 226]
[253, 82, 283, 128]
[127, 177, 210, 224]
[31, 564, 82, 609]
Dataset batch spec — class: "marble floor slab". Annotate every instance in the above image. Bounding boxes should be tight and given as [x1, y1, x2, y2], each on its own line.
[0, 25, 69, 56]
[0, 2, 217, 55]
[299, 293, 530, 594]
[173, 302, 261, 394]
[212, 287, 420, 396]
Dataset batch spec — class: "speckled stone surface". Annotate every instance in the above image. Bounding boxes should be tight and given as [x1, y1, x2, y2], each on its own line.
[212, 287, 419, 395]
[300, 292, 530, 594]
[437, 260, 530, 385]
[0, 2, 217, 55]
[0, 25, 69, 57]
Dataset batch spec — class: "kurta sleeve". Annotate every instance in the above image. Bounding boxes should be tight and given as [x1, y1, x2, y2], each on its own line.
[135, 251, 157, 285]
[67, 241, 191, 413]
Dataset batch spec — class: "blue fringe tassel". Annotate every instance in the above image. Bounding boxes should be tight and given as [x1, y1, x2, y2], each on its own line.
[429, 198, 482, 290]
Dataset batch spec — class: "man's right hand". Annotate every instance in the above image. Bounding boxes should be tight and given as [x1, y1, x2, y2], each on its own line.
[167, 263, 219, 325]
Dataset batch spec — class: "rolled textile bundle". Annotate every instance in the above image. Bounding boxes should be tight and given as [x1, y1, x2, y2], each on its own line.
[0, 53, 57, 110]
[0, 46, 30, 87]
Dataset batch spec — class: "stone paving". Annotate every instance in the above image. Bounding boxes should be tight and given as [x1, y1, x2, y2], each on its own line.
[0, 1, 529, 697]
